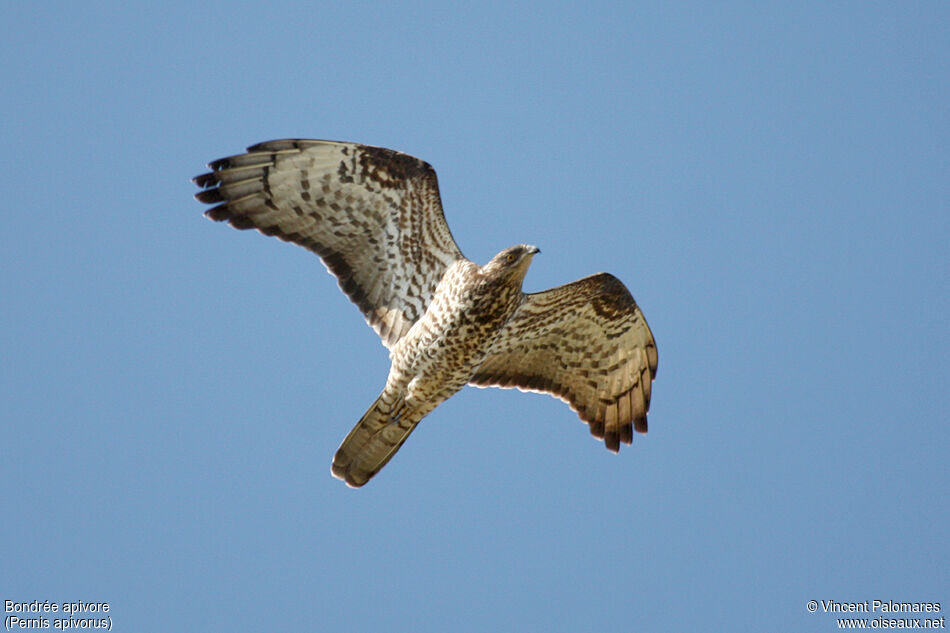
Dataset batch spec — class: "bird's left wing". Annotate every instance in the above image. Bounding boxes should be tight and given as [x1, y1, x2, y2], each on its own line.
[469, 273, 658, 451]
[194, 139, 465, 348]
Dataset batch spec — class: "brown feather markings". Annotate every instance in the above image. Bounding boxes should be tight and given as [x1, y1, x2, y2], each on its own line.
[195, 139, 657, 485]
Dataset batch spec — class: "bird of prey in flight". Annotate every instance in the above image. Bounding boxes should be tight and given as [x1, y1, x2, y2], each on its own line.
[194, 139, 657, 487]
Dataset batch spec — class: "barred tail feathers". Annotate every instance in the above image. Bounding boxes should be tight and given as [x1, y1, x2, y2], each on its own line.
[331, 395, 420, 487]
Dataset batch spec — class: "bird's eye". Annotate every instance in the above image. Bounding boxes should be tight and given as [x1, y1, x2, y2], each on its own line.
[506, 253, 516, 263]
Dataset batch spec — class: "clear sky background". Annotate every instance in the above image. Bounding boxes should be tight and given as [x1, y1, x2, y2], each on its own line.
[2, 3, 947, 631]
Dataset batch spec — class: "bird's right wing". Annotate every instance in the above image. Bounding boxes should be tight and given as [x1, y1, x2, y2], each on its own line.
[470, 273, 657, 451]
[194, 139, 465, 348]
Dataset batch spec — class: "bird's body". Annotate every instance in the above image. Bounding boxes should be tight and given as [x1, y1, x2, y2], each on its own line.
[194, 139, 657, 487]
[334, 248, 535, 484]
[391, 253, 528, 407]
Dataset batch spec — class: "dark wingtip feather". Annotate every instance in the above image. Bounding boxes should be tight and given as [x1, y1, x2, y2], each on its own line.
[192, 171, 219, 188]
[227, 214, 257, 230]
[204, 204, 232, 222]
[194, 188, 224, 204]
[208, 157, 233, 170]
[589, 418, 605, 439]
[620, 424, 633, 444]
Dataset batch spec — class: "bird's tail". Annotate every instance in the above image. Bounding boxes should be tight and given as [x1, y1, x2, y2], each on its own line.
[331, 394, 421, 487]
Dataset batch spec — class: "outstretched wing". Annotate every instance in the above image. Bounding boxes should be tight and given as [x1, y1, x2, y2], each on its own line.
[469, 273, 658, 451]
[194, 139, 466, 348]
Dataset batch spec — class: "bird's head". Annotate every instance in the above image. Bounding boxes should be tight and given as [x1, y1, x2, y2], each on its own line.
[482, 244, 540, 284]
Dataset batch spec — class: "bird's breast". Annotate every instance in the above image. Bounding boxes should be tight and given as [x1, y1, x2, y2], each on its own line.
[389, 265, 521, 395]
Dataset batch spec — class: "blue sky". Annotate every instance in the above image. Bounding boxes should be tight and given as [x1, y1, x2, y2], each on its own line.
[2, 2, 947, 631]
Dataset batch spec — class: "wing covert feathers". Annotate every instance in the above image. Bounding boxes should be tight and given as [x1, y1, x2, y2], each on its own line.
[470, 273, 657, 452]
[193, 139, 465, 348]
